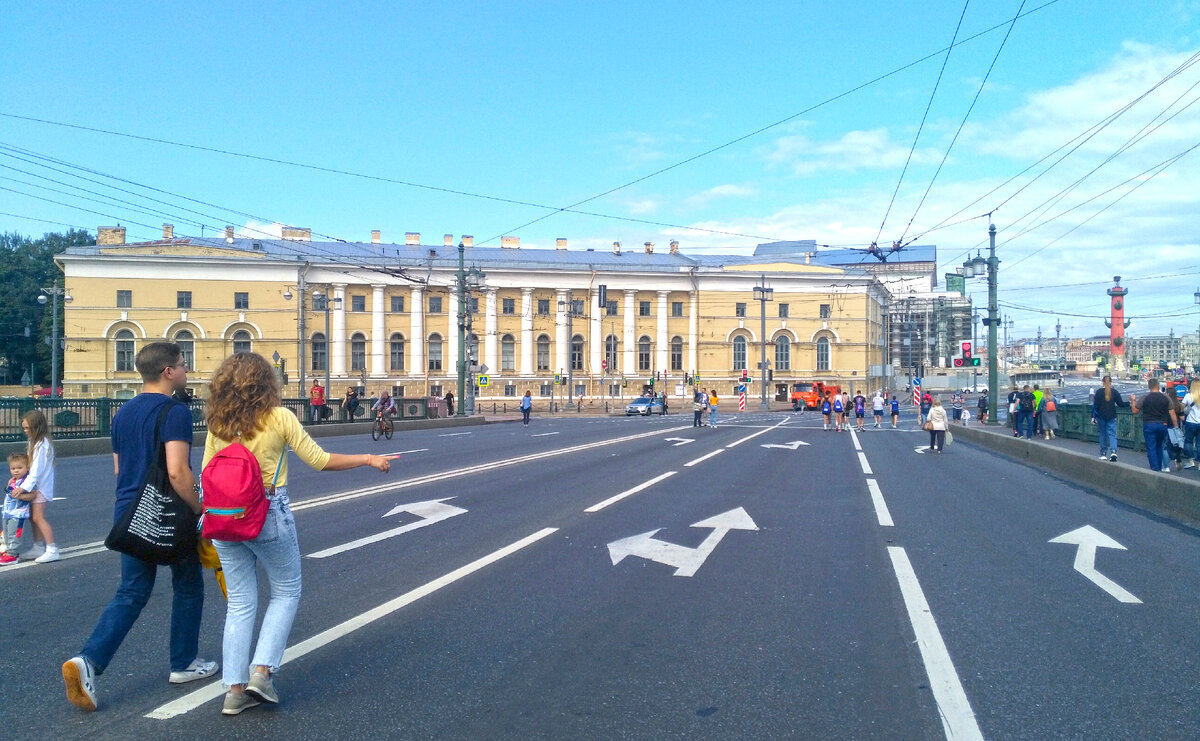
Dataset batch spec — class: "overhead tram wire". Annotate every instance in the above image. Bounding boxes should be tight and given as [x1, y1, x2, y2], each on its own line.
[873, 0, 970, 247]
[897, 0, 1025, 245]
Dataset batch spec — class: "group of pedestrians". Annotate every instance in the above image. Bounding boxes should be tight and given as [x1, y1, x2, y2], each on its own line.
[60, 343, 394, 715]
[692, 388, 718, 428]
[1006, 384, 1059, 440]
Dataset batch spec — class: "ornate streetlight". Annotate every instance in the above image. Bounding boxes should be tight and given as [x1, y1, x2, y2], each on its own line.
[37, 281, 73, 399]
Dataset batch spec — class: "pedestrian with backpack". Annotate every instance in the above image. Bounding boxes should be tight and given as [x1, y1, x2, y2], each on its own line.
[202, 353, 393, 715]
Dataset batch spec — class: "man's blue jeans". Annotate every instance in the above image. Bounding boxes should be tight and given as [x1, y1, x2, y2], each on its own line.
[81, 552, 204, 674]
[1097, 417, 1118, 456]
[1018, 410, 1034, 439]
[1184, 421, 1200, 461]
[1143, 422, 1169, 471]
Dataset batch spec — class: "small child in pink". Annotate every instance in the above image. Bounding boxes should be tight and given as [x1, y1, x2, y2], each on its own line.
[1, 452, 33, 564]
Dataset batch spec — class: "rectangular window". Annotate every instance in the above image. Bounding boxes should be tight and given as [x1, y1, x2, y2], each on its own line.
[778, 303, 789, 318]
[504, 385, 516, 397]
[429, 296, 443, 313]
[540, 382, 552, 397]
[313, 295, 328, 311]
[351, 295, 366, 312]
[392, 385, 404, 397]
[639, 301, 651, 317]
[391, 296, 405, 313]
[390, 339, 405, 370]
[606, 300, 618, 316]
[116, 290, 132, 308]
[571, 299, 584, 316]
[502, 298, 515, 315]
[537, 298, 550, 316]
[177, 291, 192, 309]
[234, 292, 249, 310]
[429, 384, 442, 397]
[735, 302, 746, 318]
[820, 304, 831, 319]
[671, 301, 683, 317]
[609, 383, 621, 397]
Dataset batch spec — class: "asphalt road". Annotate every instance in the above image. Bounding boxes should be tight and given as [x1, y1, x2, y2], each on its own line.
[3, 408, 1198, 739]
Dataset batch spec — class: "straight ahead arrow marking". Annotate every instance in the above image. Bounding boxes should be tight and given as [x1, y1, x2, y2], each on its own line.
[760, 440, 810, 450]
[1049, 525, 1142, 604]
[607, 507, 758, 577]
[307, 498, 468, 559]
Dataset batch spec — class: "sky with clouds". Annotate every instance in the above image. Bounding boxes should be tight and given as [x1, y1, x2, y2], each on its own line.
[2, 0, 1198, 343]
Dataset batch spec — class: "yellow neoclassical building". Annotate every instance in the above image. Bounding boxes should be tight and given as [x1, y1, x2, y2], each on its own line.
[56, 226, 892, 404]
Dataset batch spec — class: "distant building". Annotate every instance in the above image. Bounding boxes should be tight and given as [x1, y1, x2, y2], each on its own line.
[1125, 331, 1182, 367]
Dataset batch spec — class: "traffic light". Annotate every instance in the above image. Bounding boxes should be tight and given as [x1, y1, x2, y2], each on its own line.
[954, 342, 981, 367]
[649, 376, 655, 388]
[741, 369, 748, 382]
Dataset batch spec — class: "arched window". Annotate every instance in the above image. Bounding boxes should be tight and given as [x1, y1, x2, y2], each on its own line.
[232, 329, 252, 355]
[670, 336, 683, 371]
[174, 330, 195, 370]
[389, 333, 405, 371]
[638, 336, 651, 371]
[114, 329, 135, 372]
[350, 332, 366, 372]
[501, 333, 515, 371]
[311, 332, 327, 371]
[570, 334, 584, 371]
[733, 336, 747, 371]
[775, 336, 791, 371]
[428, 333, 443, 371]
[605, 335, 619, 373]
[816, 336, 831, 372]
[536, 334, 550, 371]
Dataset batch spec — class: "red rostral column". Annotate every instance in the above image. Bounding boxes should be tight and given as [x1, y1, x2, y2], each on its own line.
[1105, 275, 1130, 373]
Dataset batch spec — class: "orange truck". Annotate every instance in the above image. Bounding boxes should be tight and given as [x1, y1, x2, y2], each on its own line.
[791, 382, 841, 410]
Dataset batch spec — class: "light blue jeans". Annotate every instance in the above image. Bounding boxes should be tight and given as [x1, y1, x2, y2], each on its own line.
[213, 489, 301, 687]
[709, 407, 718, 427]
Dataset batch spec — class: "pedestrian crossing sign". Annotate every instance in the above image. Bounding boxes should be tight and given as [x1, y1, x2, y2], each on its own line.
[478, 375, 490, 387]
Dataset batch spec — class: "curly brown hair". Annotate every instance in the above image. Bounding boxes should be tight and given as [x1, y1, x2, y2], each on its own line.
[205, 352, 281, 441]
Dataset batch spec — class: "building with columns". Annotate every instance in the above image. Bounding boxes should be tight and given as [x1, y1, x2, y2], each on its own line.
[56, 226, 892, 403]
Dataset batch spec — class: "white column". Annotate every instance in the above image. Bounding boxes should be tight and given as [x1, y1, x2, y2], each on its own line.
[555, 289, 569, 373]
[484, 289, 498, 374]
[371, 284, 386, 377]
[448, 290, 460, 378]
[410, 287, 424, 375]
[656, 290, 669, 375]
[331, 283, 347, 377]
[520, 288, 534, 376]
[589, 287, 602, 377]
[689, 290, 699, 375]
[623, 289, 636, 374]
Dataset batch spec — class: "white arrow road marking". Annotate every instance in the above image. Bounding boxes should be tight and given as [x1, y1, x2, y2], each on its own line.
[1049, 526, 1142, 604]
[914, 446, 929, 454]
[760, 440, 810, 450]
[306, 498, 468, 559]
[607, 507, 758, 577]
[664, 437, 695, 446]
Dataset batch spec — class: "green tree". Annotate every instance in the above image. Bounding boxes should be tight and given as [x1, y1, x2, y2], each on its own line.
[0, 229, 93, 387]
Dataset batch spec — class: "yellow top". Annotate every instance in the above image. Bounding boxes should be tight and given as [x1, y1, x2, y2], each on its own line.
[202, 406, 332, 487]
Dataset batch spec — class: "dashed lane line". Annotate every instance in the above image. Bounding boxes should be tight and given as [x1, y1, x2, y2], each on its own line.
[584, 471, 678, 513]
[866, 479, 894, 527]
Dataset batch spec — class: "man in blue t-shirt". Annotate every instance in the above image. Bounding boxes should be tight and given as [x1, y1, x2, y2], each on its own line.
[62, 342, 216, 712]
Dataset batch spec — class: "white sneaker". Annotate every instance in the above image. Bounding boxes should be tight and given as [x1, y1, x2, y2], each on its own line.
[35, 544, 61, 563]
[63, 656, 97, 711]
[169, 658, 219, 684]
[1099, 455, 1109, 460]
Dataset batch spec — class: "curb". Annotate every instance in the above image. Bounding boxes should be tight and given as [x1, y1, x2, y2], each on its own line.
[953, 424, 1200, 530]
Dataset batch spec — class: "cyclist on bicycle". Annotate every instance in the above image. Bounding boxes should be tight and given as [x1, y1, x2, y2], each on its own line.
[372, 391, 397, 426]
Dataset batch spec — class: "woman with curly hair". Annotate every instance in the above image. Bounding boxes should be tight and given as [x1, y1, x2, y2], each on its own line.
[202, 352, 393, 716]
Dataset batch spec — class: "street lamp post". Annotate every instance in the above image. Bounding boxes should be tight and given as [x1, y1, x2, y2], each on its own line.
[753, 275, 773, 410]
[37, 280, 73, 399]
[455, 241, 485, 417]
[311, 287, 341, 401]
[961, 223, 1000, 424]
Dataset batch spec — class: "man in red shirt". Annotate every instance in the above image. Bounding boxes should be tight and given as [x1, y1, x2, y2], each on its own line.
[309, 382, 326, 423]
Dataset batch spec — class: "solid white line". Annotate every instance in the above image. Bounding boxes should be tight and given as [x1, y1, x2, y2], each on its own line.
[531, 432, 559, 437]
[724, 416, 789, 448]
[585, 471, 677, 513]
[865, 479, 894, 527]
[438, 431, 472, 437]
[146, 527, 559, 719]
[685, 449, 725, 467]
[887, 547, 984, 741]
[857, 451, 873, 475]
[849, 429, 862, 451]
[0, 543, 110, 574]
[386, 448, 429, 455]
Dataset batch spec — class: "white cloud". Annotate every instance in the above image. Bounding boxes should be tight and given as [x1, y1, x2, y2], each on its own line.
[684, 183, 757, 208]
[765, 128, 944, 176]
[235, 220, 285, 240]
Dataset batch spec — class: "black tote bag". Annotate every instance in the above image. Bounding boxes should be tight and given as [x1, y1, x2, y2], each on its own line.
[104, 402, 199, 564]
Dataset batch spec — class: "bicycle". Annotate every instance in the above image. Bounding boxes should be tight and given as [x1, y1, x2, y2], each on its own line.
[372, 411, 394, 440]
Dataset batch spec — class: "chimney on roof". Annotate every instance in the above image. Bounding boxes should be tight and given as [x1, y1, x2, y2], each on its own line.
[444, 234, 453, 246]
[644, 241, 654, 254]
[501, 236, 519, 249]
[224, 225, 235, 242]
[282, 226, 310, 241]
[162, 224, 174, 239]
[556, 238, 567, 251]
[97, 226, 126, 245]
[405, 232, 420, 245]
[669, 240, 679, 254]
[612, 241, 621, 255]
[462, 235, 474, 247]
[371, 230, 381, 244]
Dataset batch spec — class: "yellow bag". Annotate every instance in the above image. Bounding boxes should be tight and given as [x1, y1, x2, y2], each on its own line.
[196, 538, 228, 599]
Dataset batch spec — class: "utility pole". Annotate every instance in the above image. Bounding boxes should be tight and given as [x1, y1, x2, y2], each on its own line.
[455, 241, 484, 417]
[297, 268, 307, 398]
[36, 281, 71, 398]
[1037, 326, 1043, 368]
[753, 274, 773, 410]
[1055, 318, 1062, 370]
[986, 224, 999, 424]
[564, 290, 577, 410]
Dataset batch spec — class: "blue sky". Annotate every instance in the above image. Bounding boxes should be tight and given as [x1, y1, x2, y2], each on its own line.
[2, 1, 1199, 344]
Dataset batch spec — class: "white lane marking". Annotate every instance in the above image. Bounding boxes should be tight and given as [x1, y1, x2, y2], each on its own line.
[607, 507, 758, 577]
[849, 429, 862, 451]
[857, 451, 873, 474]
[386, 448, 429, 455]
[684, 449, 725, 467]
[866, 479, 894, 527]
[585, 471, 677, 513]
[1048, 526, 1142, 604]
[887, 547, 984, 741]
[146, 527, 559, 719]
[724, 416, 789, 448]
[760, 440, 810, 450]
[664, 437, 694, 446]
[531, 432, 559, 437]
[438, 432, 472, 437]
[306, 498, 469, 559]
[0, 541, 110, 574]
[290, 425, 692, 513]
